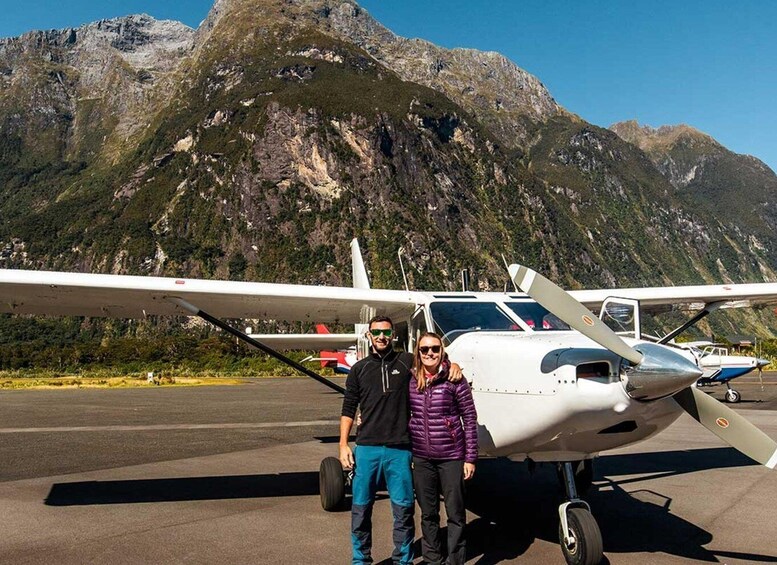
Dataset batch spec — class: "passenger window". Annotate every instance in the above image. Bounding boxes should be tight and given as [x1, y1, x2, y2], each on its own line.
[505, 302, 571, 332]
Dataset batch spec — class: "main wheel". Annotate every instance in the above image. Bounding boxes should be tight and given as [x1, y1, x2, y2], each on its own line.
[559, 507, 603, 565]
[319, 457, 346, 511]
[725, 388, 741, 403]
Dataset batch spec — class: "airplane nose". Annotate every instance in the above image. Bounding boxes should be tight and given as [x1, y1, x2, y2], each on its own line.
[757, 358, 770, 369]
[622, 342, 703, 401]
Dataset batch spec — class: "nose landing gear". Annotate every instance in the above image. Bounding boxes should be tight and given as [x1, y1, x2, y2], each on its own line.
[724, 383, 741, 403]
[557, 462, 603, 565]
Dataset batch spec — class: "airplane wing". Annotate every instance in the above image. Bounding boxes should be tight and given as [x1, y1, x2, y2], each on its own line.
[568, 283, 777, 314]
[4, 268, 777, 322]
[0, 269, 418, 323]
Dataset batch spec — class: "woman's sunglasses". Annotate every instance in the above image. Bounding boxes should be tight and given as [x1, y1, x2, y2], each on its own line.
[369, 328, 393, 337]
[419, 345, 441, 355]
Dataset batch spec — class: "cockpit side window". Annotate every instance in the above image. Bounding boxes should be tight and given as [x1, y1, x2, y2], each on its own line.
[408, 307, 429, 351]
[430, 301, 521, 345]
[505, 302, 571, 331]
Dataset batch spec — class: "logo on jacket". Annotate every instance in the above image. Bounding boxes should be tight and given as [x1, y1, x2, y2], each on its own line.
[391, 369, 400, 375]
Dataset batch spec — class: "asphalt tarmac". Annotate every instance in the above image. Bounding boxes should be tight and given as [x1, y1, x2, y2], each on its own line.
[1, 374, 777, 564]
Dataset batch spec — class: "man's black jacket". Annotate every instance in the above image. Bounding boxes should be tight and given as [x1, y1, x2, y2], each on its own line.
[341, 349, 413, 446]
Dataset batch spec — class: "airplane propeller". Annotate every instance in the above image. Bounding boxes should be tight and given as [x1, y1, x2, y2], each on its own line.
[509, 265, 643, 365]
[509, 264, 777, 469]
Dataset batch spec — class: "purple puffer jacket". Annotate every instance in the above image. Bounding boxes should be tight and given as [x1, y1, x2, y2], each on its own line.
[408, 363, 478, 463]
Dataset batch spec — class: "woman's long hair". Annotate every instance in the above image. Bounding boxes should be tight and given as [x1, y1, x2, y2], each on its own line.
[413, 332, 445, 392]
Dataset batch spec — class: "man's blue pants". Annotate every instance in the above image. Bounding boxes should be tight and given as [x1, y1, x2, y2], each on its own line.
[351, 445, 415, 565]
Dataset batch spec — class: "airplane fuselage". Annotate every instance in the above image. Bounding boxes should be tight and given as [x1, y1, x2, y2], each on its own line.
[410, 295, 697, 463]
[447, 332, 684, 461]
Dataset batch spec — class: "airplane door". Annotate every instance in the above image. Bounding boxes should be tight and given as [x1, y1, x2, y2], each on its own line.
[599, 297, 641, 339]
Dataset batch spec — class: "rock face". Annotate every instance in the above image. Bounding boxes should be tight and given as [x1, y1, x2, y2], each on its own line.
[316, 1, 561, 148]
[611, 120, 777, 272]
[0, 14, 195, 164]
[610, 121, 724, 189]
[1, 0, 776, 334]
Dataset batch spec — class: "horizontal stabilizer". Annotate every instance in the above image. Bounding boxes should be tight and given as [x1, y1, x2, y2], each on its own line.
[247, 333, 358, 350]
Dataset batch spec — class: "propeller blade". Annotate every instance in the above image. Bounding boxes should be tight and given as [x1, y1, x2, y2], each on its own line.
[509, 264, 643, 365]
[674, 387, 777, 469]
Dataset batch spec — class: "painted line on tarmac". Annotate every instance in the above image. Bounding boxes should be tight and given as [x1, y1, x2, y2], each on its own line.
[0, 420, 340, 434]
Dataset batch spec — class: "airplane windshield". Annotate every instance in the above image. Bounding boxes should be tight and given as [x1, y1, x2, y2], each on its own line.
[504, 302, 571, 332]
[430, 301, 522, 344]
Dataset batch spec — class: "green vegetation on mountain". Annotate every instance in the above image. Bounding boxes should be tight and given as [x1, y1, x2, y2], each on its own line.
[1, 0, 776, 372]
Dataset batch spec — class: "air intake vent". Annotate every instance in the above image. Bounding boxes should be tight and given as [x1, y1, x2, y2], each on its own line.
[598, 421, 638, 434]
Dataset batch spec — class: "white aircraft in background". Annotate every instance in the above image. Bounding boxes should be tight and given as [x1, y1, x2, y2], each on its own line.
[674, 341, 770, 403]
[2, 239, 777, 565]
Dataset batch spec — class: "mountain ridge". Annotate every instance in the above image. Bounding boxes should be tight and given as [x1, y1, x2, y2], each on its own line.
[2, 1, 776, 337]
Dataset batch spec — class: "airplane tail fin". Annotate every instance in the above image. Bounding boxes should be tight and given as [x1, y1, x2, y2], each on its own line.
[351, 239, 370, 289]
[350, 238, 371, 362]
[314, 324, 353, 373]
[316, 323, 336, 370]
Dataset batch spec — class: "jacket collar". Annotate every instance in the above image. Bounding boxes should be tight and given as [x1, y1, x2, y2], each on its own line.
[370, 348, 398, 362]
[416, 358, 451, 386]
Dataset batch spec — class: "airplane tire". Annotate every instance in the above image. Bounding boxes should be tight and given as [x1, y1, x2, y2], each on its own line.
[559, 507, 603, 565]
[725, 389, 741, 403]
[319, 457, 346, 511]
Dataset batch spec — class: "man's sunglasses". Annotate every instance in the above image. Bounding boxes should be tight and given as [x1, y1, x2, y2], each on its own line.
[419, 345, 441, 355]
[369, 328, 393, 337]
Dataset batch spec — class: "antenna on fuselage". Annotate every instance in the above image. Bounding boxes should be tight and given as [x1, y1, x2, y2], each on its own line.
[501, 253, 517, 291]
[461, 268, 470, 292]
[397, 247, 410, 292]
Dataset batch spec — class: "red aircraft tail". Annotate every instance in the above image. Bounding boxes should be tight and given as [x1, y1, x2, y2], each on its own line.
[316, 324, 352, 373]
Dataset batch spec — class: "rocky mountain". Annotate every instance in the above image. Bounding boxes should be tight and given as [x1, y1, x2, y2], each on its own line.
[1, 0, 776, 335]
[0, 15, 194, 163]
[610, 120, 777, 265]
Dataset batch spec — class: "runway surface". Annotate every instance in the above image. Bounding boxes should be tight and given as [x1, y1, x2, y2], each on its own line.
[1, 374, 777, 564]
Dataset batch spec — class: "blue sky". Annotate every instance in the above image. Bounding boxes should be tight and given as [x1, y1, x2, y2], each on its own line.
[1, 0, 775, 172]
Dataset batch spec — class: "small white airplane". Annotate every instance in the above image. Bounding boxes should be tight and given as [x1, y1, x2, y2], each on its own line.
[2, 239, 777, 565]
[673, 341, 770, 403]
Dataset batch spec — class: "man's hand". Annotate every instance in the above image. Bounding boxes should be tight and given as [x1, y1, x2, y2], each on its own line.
[339, 444, 355, 469]
[339, 415, 355, 469]
[464, 462, 475, 480]
[449, 362, 463, 382]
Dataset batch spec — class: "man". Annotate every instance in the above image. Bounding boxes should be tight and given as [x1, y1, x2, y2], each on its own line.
[340, 315, 461, 565]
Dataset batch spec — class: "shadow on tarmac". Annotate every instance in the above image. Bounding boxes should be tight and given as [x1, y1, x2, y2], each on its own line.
[460, 447, 775, 564]
[42, 447, 777, 563]
[45, 471, 319, 506]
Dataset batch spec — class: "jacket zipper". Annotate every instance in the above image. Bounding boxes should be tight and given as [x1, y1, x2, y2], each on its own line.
[424, 386, 431, 454]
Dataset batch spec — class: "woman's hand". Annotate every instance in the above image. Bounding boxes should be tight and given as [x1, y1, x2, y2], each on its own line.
[463, 462, 476, 480]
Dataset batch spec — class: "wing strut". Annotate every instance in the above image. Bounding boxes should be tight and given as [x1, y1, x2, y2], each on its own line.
[657, 301, 724, 344]
[166, 297, 345, 395]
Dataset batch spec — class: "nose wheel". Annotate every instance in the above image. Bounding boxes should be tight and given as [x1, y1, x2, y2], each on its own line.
[557, 462, 603, 565]
[724, 385, 741, 403]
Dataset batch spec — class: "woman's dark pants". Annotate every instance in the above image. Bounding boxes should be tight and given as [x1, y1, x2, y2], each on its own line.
[412, 457, 466, 565]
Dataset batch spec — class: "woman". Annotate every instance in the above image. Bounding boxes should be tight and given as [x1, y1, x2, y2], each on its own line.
[408, 332, 478, 565]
